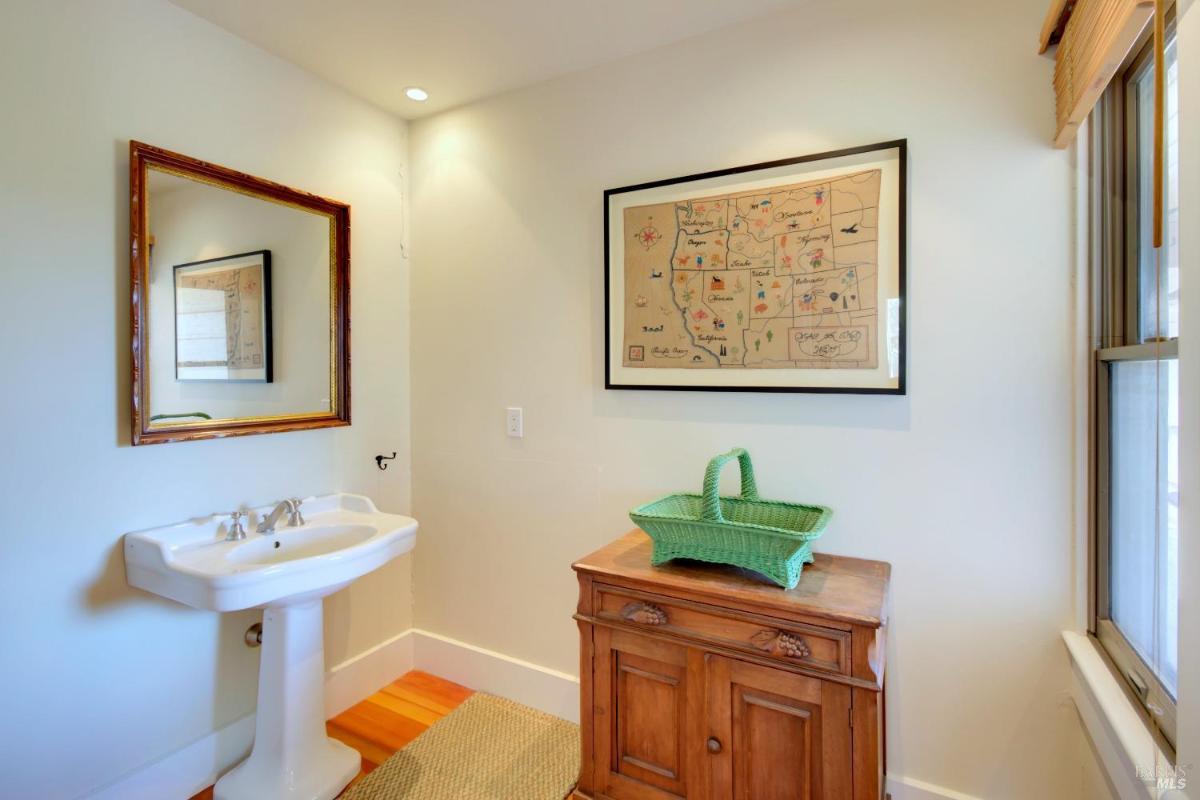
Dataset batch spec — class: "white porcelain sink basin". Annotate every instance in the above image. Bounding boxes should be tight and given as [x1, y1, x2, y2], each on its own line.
[124, 493, 417, 800]
[226, 524, 376, 566]
[125, 493, 417, 611]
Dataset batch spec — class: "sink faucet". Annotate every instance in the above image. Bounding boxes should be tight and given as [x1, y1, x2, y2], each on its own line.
[257, 498, 304, 534]
[225, 511, 247, 541]
[288, 497, 305, 527]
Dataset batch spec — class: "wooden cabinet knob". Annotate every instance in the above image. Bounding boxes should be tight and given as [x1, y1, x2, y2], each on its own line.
[706, 737, 722, 754]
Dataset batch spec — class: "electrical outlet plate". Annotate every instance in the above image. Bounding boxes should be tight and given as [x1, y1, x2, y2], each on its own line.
[506, 407, 523, 438]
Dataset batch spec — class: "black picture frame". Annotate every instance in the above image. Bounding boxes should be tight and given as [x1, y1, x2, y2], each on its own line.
[172, 249, 273, 383]
[604, 139, 907, 394]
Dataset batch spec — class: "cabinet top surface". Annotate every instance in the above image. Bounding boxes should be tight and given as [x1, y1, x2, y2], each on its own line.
[574, 530, 890, 627]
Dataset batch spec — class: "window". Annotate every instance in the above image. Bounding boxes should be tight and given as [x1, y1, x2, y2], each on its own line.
[1089, 22, 1179, 749]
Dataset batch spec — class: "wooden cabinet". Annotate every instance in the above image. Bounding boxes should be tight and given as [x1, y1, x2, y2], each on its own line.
[573, 531, 890, 800]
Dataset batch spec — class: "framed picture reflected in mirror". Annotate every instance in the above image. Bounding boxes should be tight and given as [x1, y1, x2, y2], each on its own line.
[173, 250, 273, 383]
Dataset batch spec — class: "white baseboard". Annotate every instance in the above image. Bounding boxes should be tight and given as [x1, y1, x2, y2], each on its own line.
[886, 775, 985, 800]
[86, 626, 977, 800]
[82, 627, 570, 799]
[83, 712, 255, 800]
[325, 627, 579, 722]
[409, 628, 580, 723]
[325, 629, 415, 717]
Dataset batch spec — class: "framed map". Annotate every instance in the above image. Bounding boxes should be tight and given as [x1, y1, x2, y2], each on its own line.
[605, 140, 905, 393]
[174, 250, 273, 382]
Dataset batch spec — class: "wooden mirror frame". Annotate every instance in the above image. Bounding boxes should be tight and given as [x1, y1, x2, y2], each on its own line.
[129, 141, 351, 445]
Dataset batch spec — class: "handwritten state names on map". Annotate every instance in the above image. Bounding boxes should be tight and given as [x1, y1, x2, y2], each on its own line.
[622, 169, 881, 370]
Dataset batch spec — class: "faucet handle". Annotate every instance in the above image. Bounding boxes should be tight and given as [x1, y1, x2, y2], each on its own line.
[288, 498, 305, 527]
[225, 510, 247, 541]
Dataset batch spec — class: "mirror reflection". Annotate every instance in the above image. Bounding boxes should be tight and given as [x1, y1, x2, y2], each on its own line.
[145, 167, 333, 427]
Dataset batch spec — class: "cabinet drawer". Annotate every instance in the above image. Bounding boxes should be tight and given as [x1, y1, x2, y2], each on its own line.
[594, 584, 850, 677]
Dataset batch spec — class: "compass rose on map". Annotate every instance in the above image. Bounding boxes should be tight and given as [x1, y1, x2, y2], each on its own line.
[634, 217, 662, 250]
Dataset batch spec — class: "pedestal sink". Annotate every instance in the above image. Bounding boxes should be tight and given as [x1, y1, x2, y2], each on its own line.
[124, 493, 417, 800]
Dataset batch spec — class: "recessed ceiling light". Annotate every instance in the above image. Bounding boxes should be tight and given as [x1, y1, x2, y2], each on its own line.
[405, 87, 429, 102]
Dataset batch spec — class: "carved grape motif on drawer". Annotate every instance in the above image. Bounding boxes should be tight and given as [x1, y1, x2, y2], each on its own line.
[750, 629, 811, 660]
[620, 601, 669, 626]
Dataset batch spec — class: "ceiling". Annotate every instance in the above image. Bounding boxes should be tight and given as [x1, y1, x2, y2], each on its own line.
[170, 0, 801, 118]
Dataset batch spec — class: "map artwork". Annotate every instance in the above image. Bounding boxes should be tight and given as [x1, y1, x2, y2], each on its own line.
[621, 170, 880, 371]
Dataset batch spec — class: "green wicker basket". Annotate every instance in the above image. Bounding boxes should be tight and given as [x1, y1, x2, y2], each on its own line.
[629, 448, 832, 589]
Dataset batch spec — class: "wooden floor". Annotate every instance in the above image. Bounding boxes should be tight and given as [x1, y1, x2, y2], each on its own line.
[190, 670, 474, 800]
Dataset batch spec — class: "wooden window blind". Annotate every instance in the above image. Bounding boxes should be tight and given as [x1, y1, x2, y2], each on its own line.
[1041, 0, 1154, 147]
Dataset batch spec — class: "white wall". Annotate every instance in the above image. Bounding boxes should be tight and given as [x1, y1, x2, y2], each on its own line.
[0, 1, 411, 797]
[409, 1, 1082, 798]
[1174, 0, 1199, 792]
[148, 175, 331, 421]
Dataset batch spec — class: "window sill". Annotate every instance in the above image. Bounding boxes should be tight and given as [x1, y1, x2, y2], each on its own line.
[1062, 631, 1176, 798]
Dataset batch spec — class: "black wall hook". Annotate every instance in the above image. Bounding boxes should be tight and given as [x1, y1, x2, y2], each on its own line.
[375, 452, 397, 471]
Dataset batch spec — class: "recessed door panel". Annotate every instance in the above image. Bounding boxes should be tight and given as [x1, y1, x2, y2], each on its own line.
[733, 686, 820, 800]
[594, 627, 698, 799]
[616, 654, 686, 792]
[708, 654, 851, 800]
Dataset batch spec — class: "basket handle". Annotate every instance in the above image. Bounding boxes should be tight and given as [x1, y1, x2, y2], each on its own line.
[701, 448, 760, 523]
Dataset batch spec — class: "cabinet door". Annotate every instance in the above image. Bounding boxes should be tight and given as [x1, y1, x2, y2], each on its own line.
[593, 626, 705, 799]
[707, 655, 852, 800]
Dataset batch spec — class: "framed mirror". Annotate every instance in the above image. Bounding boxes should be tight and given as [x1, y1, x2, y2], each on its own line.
[129, 141, 350, 445]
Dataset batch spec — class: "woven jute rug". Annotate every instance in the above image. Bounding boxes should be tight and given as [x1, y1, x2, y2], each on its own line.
[342, 693, 580, 800]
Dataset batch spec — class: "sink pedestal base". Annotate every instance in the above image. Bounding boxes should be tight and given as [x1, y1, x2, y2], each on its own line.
[215, 599, 358, 800]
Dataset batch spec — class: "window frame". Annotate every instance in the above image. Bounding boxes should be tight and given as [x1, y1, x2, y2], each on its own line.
[1088, 17, 1179, 754]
